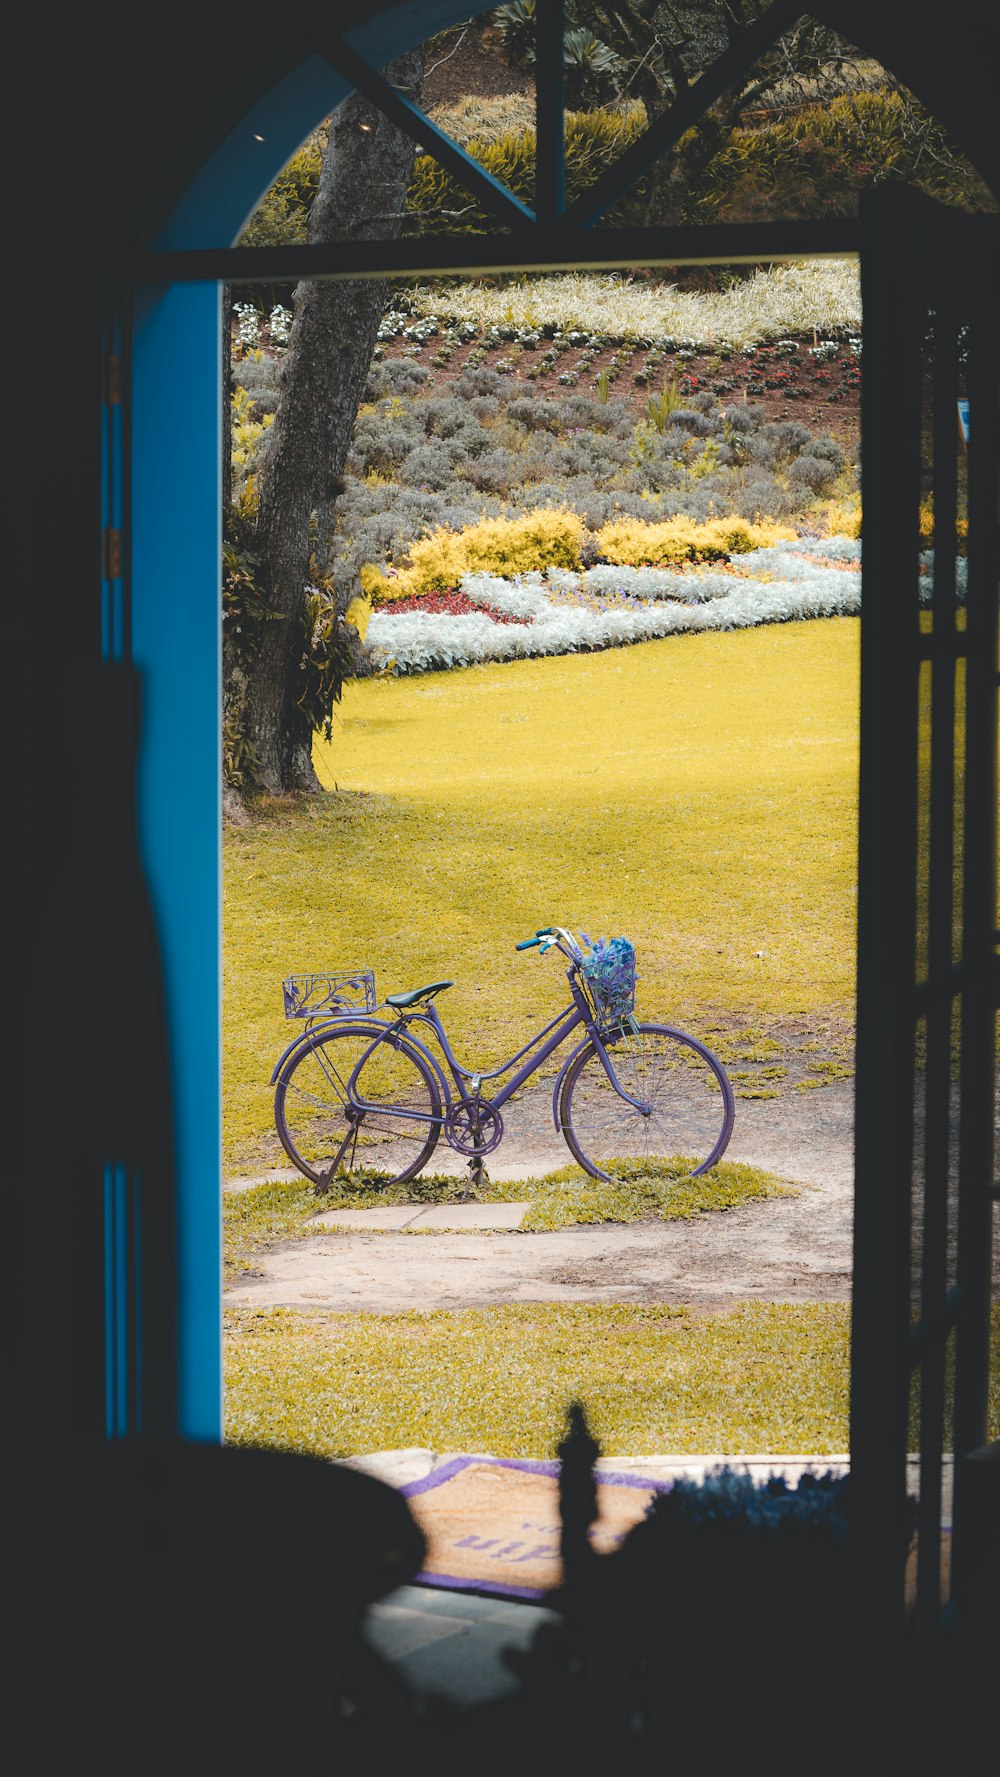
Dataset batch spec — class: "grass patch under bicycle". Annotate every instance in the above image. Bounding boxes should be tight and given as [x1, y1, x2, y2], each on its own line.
[224, 1157, 794, 1282]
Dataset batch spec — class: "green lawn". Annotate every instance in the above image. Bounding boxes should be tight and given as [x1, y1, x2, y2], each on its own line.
[225, 1302, 855, 1457]
[224, 617, 859, 1170]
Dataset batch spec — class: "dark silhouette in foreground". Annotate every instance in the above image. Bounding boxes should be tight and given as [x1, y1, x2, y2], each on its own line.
[12, 1405, 994, 1774]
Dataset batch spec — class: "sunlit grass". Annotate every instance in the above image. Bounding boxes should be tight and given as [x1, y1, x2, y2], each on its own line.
[224, 618, 859, 1167]
[224, 1301, 856, 1457]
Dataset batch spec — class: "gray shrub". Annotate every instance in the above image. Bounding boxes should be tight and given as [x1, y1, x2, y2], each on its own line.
[724, 405, 759, 434]
[669, 409, 715, 436]
[458, 448, 519, 494]
[398, 443, 459, 490]
[453, 421, 495, 458]
[807, 434, 846, 470]
[788, 454, 840, 494]
[733, 475, 798, 521]
[383, 358, 430, 392]
[420, 397, 470, 438]
[455, 366, 504, 398]
[506, 396, 562, 432]
[510, 481, 575, 510]
[760, 420, 813, 460]
[232, 355, 282, 394]
[740, 434, 778, 470]
[351, 426, 415, 475]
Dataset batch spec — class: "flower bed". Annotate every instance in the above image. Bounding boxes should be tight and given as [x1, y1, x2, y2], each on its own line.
[366, 537, 864, 674]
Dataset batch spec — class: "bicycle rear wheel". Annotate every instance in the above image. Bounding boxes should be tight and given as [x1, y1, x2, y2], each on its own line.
[559, 1022, 734, 1181]
[274, 1022, 442, 1187]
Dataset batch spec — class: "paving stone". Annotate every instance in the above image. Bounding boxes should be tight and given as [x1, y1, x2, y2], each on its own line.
[311, 1205, 425, 1231]
[366, 1586, 558, 1705]
[364, 1602, 471, 1661]
[413, 1204, 528, 1231]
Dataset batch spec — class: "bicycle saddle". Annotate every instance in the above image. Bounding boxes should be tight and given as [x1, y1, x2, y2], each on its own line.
[384, 980, 453, 1009]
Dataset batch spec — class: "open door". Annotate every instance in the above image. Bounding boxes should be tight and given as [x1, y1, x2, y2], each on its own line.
[852, 187, 998, 1633]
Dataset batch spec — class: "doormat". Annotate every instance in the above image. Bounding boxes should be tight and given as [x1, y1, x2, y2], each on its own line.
[401, 1456, 671, 1600]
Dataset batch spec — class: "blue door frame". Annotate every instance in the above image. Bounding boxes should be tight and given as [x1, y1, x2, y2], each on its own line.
[126, 11, 457, 1438]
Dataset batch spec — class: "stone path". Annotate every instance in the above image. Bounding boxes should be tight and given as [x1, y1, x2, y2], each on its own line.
[225, 1079, 856, 1311]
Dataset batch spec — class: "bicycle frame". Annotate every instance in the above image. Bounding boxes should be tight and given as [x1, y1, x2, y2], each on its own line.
[314, 965, 653, 1133]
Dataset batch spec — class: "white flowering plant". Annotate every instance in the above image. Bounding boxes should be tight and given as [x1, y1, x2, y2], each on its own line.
[364, 536, 868, 675]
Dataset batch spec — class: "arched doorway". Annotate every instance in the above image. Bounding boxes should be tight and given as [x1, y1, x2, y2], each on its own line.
[113, 1, 996, 1631]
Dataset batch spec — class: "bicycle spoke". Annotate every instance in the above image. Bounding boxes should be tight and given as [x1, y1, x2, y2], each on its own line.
[562, 1025, 732, 1179]
[276, 1025, 441, 1186]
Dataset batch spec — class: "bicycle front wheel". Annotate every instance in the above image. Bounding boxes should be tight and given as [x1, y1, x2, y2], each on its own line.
[559, 1023, 734, 1181]
[274, 1022, 442, 1187]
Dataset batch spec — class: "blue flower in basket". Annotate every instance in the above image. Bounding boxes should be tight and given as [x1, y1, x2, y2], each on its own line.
[579, 933, 638, 1027]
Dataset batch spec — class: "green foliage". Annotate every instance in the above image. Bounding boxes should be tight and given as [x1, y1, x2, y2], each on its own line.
[295, 576, 357, 746]
[691, 90, 996, 223]
[645, 378, 685, 433]
[222, 493, 273, 791]
[239, 83, 994, 261]
[492, 0, 536, 66]
[493, 3, 624, 104]
[221, 495, 355, 790]
[562, 28, 625, 107]
[405, 104, 649, 236]
[237, 127, 325, 248]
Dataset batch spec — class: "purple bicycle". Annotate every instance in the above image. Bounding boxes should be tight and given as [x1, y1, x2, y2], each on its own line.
[272, 926, 734, 1193]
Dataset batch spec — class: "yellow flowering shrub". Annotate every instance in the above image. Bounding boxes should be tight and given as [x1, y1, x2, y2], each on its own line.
[812, 499, 861, 540]
[595, 515, 795, 567]
[362, 508, 585, 602]
[918, 500, 968, 552]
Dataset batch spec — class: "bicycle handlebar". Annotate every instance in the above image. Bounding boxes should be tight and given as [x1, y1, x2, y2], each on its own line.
[515, 926, 583, 961]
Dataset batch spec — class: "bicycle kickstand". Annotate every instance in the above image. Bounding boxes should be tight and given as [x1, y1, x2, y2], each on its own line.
[465, 1154, 489, 1199]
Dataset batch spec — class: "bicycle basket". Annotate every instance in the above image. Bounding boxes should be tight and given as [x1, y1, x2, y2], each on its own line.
[282, 969, 377, 1019]
[579, 934, 637, 1029]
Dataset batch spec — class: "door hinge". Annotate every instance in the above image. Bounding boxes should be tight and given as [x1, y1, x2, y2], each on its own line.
[105, 354, 122, 404]
[103, 528, 123, 579]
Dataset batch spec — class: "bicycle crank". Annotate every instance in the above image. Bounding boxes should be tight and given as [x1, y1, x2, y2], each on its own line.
[443, 1098, 504, 1157]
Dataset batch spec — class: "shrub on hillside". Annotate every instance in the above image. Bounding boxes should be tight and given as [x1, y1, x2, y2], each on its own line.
[455, 366, 505, 399]
[398, 443, 460, 490]
[405, 104, 648, 236]
[732, 476, 800, 523]
[595, 515, 794, 567]
[360, 507, 585, 601]
[788, 454, 841, 495]
[690, 89, 996, 224]
[459, 448, 522, 494]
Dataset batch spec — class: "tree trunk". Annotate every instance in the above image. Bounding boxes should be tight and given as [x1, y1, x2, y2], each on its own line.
[241, 46, 424, 794]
